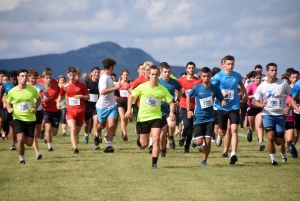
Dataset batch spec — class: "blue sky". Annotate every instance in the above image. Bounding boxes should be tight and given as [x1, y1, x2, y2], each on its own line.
[0, 0, 299, 76]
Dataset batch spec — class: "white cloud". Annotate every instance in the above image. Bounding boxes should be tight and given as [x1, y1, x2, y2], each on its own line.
[0, 0, 23, 11]
[280, 28, 300, 40]
[19, 39, 64, 54]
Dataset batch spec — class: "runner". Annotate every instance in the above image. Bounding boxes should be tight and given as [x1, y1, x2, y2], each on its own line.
[57, 75, 67, 136]
[188, 67, 226, 166]
[42, 70, 61, 151]
[253, 63, 291, 165]
[57, 66, 90, 153]
[178, 61, 202, 153]
[95, 58, 119, 153]
[28, 69, 50, 159]
[0, 71, 18, 150]
[118, 69, 131, 141]
[6, 69, 41, 164]
[246, 71, 265, 151]
[211, 55, 248, 164]
[290, 74, 300, 152]
[158, 62, 182, 154]
[83, 67, 100, 144]
[125, 65, 175, 169]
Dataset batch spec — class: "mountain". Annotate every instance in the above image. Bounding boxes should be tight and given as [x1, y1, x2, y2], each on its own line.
[0, 42, 187, 79]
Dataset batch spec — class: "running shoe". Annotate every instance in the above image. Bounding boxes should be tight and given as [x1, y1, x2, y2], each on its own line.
[247, 129, 253, 142]
[287, 145, 293, 154]
[201, 161, 207, 166]
[122, 134, 128, 141]
[184, 147, 190, 154]
[169, 137, 175, 149]
[10, 145, 16, 151]
[44, 139, 47, 144]
[179, 136, 185, 147]
[148, 145, 153, 154]
[291, 144, 298, 158]
[199, 145, 205, 153]
[94, 136, 100, 146]
[191, 139, 197, 148]
[160, 149, 166, 158]
[258, 142, 265, 151]
[152, 164, 158, 169]
[48, 147, 54, 152]
[272, 160, 278, 166]
[215, 134, 222, 147]
[103, 146, 114, 153]
[282, 158, 287, 163]
[230, 155, 238, 165]
[74, 148, 79, 154]
[99, 137, 102, 143]
[62, 133, 67, 137]
[137, 138, 141, 147]
[83, 135, 89, 144]
[222, 152, 228, 158]
[36, 153, 42, 160]
[20, 160, 26, 165]
[94, 145, 100, 150]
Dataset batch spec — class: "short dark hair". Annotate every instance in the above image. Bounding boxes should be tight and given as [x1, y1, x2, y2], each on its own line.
[181, 72, 187, 77]
[91, 66, 100, 72]
[221, 58, 225, 65]
[28, 69, 39, 77]
[201, 67, 211, 74]
[160, 62, 171, 70]
[290, 69, 299, 76]
[42, 71, 52, 78]
[266, 63, 277, 71]
[44, 67, 52, 72]
[120, 69, 129, 76]
[17, 69, 28, 76]
[0, 70, 6, 75]
[285, 68, 295, 77]
[252, 71, 262, 79]
[102, 58, 116, 69]
[138, 64, 143, 69]
[254, 64, 263, 70]
[224, 55, 235, 62]
[186, 61, 196, 68]
[111, 73, 117, 78]
[10, 71, 18, 78]
[211, 67, 221, 77]
[149, 65, 159, 72]
[67, 66, 77, 74]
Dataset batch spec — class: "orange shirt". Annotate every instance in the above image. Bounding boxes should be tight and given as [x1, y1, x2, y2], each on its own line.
[178, 76, 202, 109]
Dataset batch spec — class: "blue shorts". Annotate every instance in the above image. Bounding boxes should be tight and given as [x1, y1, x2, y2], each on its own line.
[96, 106, 118, 123]
[262, 115, 285, 133]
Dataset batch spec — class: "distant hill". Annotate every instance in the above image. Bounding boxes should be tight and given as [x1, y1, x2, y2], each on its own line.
[0, 42, 187, 79]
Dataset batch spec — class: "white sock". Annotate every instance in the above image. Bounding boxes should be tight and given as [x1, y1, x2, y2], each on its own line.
[281, 153, 287, 159]
[270, 154, 276, 162]
[149, 137, 153, 146]
[84, 133, 88, 136]
[19, 155, 25, 161]
[95, 132, 99, 137]
[47, 143, 52, 149]
[231, 152, 236, 157]
[107, 141, 112, 147]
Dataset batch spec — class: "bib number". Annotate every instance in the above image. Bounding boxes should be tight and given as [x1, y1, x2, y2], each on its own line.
[69, 97, 80, 106]
[266, 98, 280, 108]
[200, 96, 213, 109]
[89, 94, 98, 102]
[145, 96, 159, 107]
[223, 90, 234, 99]
[18, 101, 31, 112]
[120, 90, 128, 97]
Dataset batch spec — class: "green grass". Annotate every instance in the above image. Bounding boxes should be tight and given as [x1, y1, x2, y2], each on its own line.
[0, 122, 300, 201]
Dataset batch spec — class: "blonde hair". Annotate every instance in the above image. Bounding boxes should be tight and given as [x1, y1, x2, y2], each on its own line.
[143, 61, 153, 67]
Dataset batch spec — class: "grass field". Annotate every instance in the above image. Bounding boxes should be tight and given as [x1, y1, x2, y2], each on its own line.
[0, 122, 300, 201]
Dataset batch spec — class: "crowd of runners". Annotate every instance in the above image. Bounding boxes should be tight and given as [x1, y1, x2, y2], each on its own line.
[0, 56, 299, 168]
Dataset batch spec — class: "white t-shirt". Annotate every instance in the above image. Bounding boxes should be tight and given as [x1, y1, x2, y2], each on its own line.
[96, 74, 117, 109]
[31, 82, 48, 111]
[254, 79, 291, 115]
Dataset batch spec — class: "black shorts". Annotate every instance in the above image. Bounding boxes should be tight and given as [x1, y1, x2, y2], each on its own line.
[118, 102, 127, 110]
[13, 119, 35, 138]
[161, 114, 169, 128]
[43, 110, 61, 128]
[217, 109, 240, 130]
[84, 107, 97, 121]
[285, 122, 294, 130]
[35, 110, 44, 124]
[136, 119, 162, 134]
[214, 110, 218, 124]
[295, 114, 300, 130]
[193, 122, 214, 138]
[247, 107, 262, 117]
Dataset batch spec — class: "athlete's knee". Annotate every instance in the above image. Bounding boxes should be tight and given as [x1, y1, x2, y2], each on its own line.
[275, 137, 284, 146]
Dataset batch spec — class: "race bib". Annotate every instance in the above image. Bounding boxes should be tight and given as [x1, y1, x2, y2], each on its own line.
[69, 97, 80, 106]
[18, 101, 31, 112]
[200, 96, 213, 109]
[120, 90, 128, 97]
[89, 94, 98, 102]
[185, 89, 191, 96]
[145, 96, 159, 107]
[223, 90, 234, 99]
[251, 98, 255, 105]
[266, 97, 280, 108]
[287, 109, 293, 117]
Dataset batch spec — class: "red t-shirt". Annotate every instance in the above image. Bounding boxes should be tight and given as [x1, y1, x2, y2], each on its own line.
[60, 81, 89, 111]
[42, 84, 60, 112]
[131, 75, 148, 90]
[178, 76, 202, 109]
[37, 78, 58, 86]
